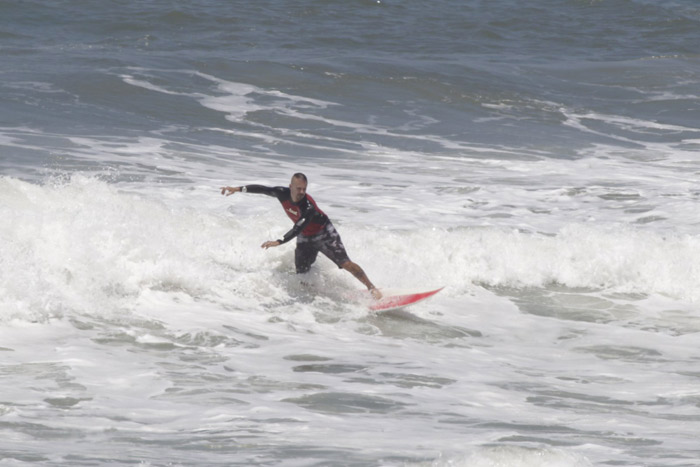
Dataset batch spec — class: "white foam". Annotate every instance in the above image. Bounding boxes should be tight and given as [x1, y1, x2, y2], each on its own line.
[121, 70, 340, 124]
[120, 75, 186, 96]
[0, 175, 273, 322]
[2, 174, 699, 466]
[429, 446, 593, 467]
[2, 174, 699, 330]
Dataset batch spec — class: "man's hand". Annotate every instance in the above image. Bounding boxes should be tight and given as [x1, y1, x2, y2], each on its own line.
[261, 240, 281, 249]
[221, 186, 240, 196]
[370, 287, 382, 300]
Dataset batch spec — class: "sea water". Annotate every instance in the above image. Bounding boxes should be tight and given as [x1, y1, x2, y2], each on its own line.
[2, 1, 700, 465]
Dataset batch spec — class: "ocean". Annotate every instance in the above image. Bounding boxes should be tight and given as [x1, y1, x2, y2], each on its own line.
[2, 0, 700, 465]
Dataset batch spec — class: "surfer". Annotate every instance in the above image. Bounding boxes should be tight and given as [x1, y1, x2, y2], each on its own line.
[221, 173, 382, 299]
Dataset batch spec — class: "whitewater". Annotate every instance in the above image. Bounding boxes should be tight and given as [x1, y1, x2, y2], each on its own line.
[2, 159, 699, 465]
[3, 0, 700, 466]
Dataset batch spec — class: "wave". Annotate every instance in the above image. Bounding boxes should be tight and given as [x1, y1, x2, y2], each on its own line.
[1, 175, 698, 324]
[406, 224, 700, 300]
[0, 175, 247, 322]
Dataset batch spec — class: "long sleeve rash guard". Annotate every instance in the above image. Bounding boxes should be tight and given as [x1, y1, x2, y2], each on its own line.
[242, 185, 330, 244]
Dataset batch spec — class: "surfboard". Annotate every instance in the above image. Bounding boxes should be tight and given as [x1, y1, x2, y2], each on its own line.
[369, 287, 444, 312]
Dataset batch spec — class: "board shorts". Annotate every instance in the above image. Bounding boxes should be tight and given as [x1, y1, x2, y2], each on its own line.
[294, 222, 350, 273]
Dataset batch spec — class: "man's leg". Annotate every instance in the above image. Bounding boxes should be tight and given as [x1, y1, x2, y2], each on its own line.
[316, 223, 381, 299]
[341, 261, 381, 299]
[295, 242, 318, 274]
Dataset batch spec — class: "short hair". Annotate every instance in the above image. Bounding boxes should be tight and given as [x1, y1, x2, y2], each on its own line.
[292, 172, 308, 183]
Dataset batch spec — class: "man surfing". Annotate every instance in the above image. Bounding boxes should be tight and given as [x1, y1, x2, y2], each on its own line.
[221, 173, 382, 299]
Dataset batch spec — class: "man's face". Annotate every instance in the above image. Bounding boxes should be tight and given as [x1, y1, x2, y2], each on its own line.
[289, 177, 307, 203]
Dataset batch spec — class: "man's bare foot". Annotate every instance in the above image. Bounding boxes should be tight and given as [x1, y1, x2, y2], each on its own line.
[370, 287, 382, 300]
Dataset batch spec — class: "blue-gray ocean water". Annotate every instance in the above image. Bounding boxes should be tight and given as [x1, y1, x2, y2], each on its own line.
[2, 1, 700, 466]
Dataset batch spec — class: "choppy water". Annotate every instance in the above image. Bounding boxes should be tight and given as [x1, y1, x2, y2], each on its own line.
[2, 1, 700, 466]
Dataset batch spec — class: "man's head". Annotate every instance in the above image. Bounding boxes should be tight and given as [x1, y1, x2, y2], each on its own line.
[289, 173, 308, 203]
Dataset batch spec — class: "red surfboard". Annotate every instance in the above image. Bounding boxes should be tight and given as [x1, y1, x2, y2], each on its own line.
[369, 287, 444, 312]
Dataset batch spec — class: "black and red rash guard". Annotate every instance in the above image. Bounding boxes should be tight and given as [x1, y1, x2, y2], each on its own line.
[242, 185, 329, 244]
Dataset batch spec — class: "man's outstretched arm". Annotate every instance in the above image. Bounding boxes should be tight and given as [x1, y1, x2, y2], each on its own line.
[221, 185, 283, 197]
[261, 214, 314, 250]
